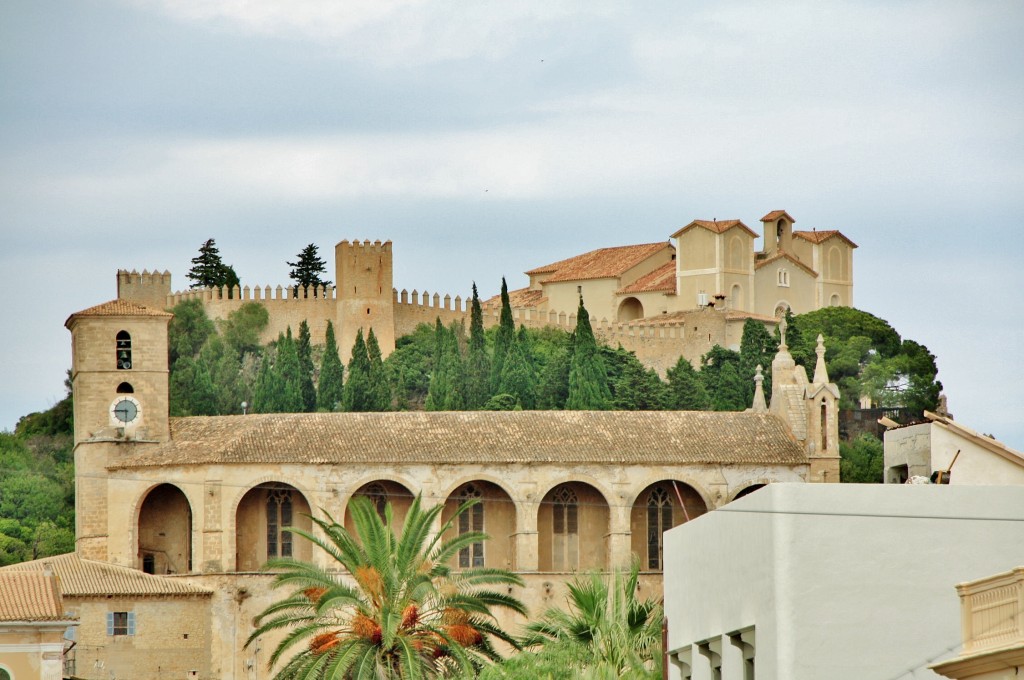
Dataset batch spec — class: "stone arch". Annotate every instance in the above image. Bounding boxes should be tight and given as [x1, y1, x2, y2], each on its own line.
[827, 245, 843, 280]
[730, 283, 744, 310]
[617, 297, 644, 322]
[537, 481, 609, 572]
[624, 474, 714, 513]
[729, 483, 768, 503]
[235, 481, 313, 572]
[629, 480, 708, 571]
[440, 481, 517, 570]
[344, 480, 416, 536]
[137, 483, 193, 574]
[774, 301, 791, 318]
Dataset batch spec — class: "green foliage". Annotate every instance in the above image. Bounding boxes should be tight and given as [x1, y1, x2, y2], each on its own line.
[426, 320, 466, 411]
[246, 495, 526, 679]
[611, 357, 669, 411]
[666, 356, 710, 410]
[465, 283, 492, 409]
[186, 238, 239, 293]
[343, 329, 373, 412]
[490, 278, 516, 392]
[317, 321, 344, 412]
[536, 344, 571, 410]
[520, 560, 662, 679]
[287, 243, 332, 297]
[383, 324, 436, 410]
[221, 302, 270, 357]
[498, 329, 537, 409]
[566, 298, 611, 411]
[699, 346, 746, 411]
[296, 321, 317, 412]
[366, 329, 392, 411]
[840, 433, 885, 483]
[168, 299, 215, 365]
[738, 319, 777, 406]
[483, 394, 521, 411]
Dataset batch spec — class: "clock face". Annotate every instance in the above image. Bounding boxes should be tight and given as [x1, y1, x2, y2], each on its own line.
[111, 397, 141, 424]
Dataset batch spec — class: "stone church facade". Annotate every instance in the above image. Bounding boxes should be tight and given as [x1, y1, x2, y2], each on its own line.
[48, 265, 843, 676]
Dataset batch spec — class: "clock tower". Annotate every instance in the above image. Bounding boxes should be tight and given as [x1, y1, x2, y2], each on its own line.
[65, 298, 172, 559]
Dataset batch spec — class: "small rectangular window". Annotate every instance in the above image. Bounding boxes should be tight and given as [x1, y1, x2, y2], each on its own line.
[107, 611, 135, 636]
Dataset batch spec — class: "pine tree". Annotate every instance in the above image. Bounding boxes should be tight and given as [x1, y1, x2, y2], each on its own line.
[666, 356, 711, 410]
[366, 328, 391, 411]
[186, 238, 240, 294]
[343, 329, 372, 412]
[465, 283, 491, 409]
[566, 297, 612, 410]
[317, 321, 344, 411]
[490, 278, 515, 392]
[287, 243, 332, 298]
[296, 321, 317, 412]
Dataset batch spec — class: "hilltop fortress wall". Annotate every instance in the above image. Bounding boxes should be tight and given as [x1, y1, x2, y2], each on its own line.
[119, 239, 763, 372]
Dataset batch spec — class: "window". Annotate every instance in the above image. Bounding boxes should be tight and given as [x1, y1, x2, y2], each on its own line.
[107, 611, 135, 636]
[647, 487, 673, 570]
[551, 486, 579, 571]
[266, 486, 293, 559]
[116, 382, 134, 394]
[142, 553, 155, 574]
[777, 268, 789, 287]
[457, 484, 484, 568]
[116, 331, 132, 370]
[362, 483, 388, 519]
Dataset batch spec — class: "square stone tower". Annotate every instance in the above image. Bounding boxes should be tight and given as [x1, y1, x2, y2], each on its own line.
[335, 240, 395, 364]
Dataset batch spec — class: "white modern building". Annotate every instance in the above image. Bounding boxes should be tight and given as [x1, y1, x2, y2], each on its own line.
[663, 484, 1024, 680]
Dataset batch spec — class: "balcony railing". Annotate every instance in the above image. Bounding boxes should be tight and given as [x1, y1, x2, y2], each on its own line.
[958, 566, 1024, 654]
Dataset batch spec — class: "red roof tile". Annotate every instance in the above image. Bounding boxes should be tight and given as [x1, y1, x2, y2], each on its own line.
[0, 572, 67, 621]
[482, 287, 546, 309]
[760, 210, 796, 223]
[617, 261, 676, 294]
[671, 220, 758, 239]
[525, 243, 670, 283]
[65, 299, 172, 329]
[794, 230, 858, 248]
[754, 251, 819, 278]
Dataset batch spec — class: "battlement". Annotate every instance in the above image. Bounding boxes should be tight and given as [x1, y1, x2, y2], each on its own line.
[337, 239, 392, 253]
[167, 284, 337, 305]
[117, 269, 173, 310]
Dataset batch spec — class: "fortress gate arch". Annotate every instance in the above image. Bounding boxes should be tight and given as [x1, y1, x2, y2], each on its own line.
[235, 482, 313, 571]
[629, 481, 707, 572]
[137, 483, 193, 575]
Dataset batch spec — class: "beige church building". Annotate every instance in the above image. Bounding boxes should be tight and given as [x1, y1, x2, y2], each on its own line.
[0, 246, 846, 677]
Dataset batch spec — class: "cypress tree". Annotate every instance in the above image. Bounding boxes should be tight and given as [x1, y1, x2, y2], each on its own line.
[465, 283, 491, 409]
[612, 359, 669, 410]
[739, 319, 777, 407]
[297, 320, 317, 412]
[366, 328, 391, 411]
[253, 351, 282, 413]
[343, 329, 372, 412]
[426, 320, 466, 411]
[566, 297, 611, 410]
[317, 321, 344, 411]
[666, 356, 711, 410]
[536, 343, 571, 409]
[489, 278, 515, 392]
[274, 328, 305, 412]
[499, 330, 537, 409]
[712, 361, 748, 411]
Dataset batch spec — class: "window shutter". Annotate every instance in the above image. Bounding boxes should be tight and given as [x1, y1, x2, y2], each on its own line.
[127, 612, 136, 636]
[107, 612, 114, 636]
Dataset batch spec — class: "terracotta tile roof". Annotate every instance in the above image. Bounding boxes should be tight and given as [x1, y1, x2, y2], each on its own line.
[65, 299, 172, 328]
[0, 572, 68, 621]
[617, 261, 676, 295]
[760, 210, 795, 223]
[524, 243, 670, 283]
[671, 220, 759, 239]
[482, 287, 546, 309]
[754, 251, 819, 278]
[722, 310, 783, 324]
[111, 411, 807, 468]
[1, 553, 211, 597]
[793, 230, 858, 248]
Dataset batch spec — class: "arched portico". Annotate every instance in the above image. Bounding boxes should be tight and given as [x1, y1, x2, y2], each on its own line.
[137, 483, 192, 574]
[344, 480, 415, 535]
[630, 480, 707, 571]
[440, 481, 517, 570]
[235, 482, 313, 571]
[537, 481, 609, 572]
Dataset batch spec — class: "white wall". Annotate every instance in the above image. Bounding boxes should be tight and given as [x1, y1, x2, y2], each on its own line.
[664, 484, 1024, 680]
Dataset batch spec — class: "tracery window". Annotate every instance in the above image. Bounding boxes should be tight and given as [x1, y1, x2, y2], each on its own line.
[551, 485, 579, 571]
[116, 331, 132, 370]
[266, 486, 293, 559]
[647, 487, 673, 570]
[457, 484, 484, 568]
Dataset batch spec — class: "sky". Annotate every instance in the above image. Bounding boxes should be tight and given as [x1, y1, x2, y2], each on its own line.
[1, 0, 1022, 449]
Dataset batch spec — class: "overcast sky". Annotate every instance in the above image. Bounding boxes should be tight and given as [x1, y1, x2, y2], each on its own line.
[1, 0, 1021, 450]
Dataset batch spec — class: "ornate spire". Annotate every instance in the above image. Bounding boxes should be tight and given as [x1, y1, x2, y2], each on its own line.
[752, 365, 768, 413]
[812, 333, 830, 384]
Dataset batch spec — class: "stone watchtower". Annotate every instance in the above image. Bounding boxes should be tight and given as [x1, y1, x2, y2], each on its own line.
[335, 240, 396, 364]
[64, 298, 172, 560]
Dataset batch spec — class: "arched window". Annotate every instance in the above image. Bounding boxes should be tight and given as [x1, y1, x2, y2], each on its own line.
[830, 293, 840, 306]
[116, 331, 132, 370]
[116, 382, 134, 394]
[647, 487, 673, 570]
[457, 484, 484, 568]
[551, 485, 579, 571]
[362, 483, 388, 519]
[266, 486, 293, 559]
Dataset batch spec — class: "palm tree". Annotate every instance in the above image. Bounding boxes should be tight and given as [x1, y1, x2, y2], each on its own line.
[518, 559, 662, 679]
[246, 494, 527, 679]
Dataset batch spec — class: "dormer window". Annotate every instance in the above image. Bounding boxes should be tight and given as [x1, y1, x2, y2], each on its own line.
[777, 269, 790, 287]
[116, 331, 132, 370]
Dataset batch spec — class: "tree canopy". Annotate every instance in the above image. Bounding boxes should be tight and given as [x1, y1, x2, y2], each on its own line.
[186, 238, 240, 292]
[288, 243, 332, 297]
